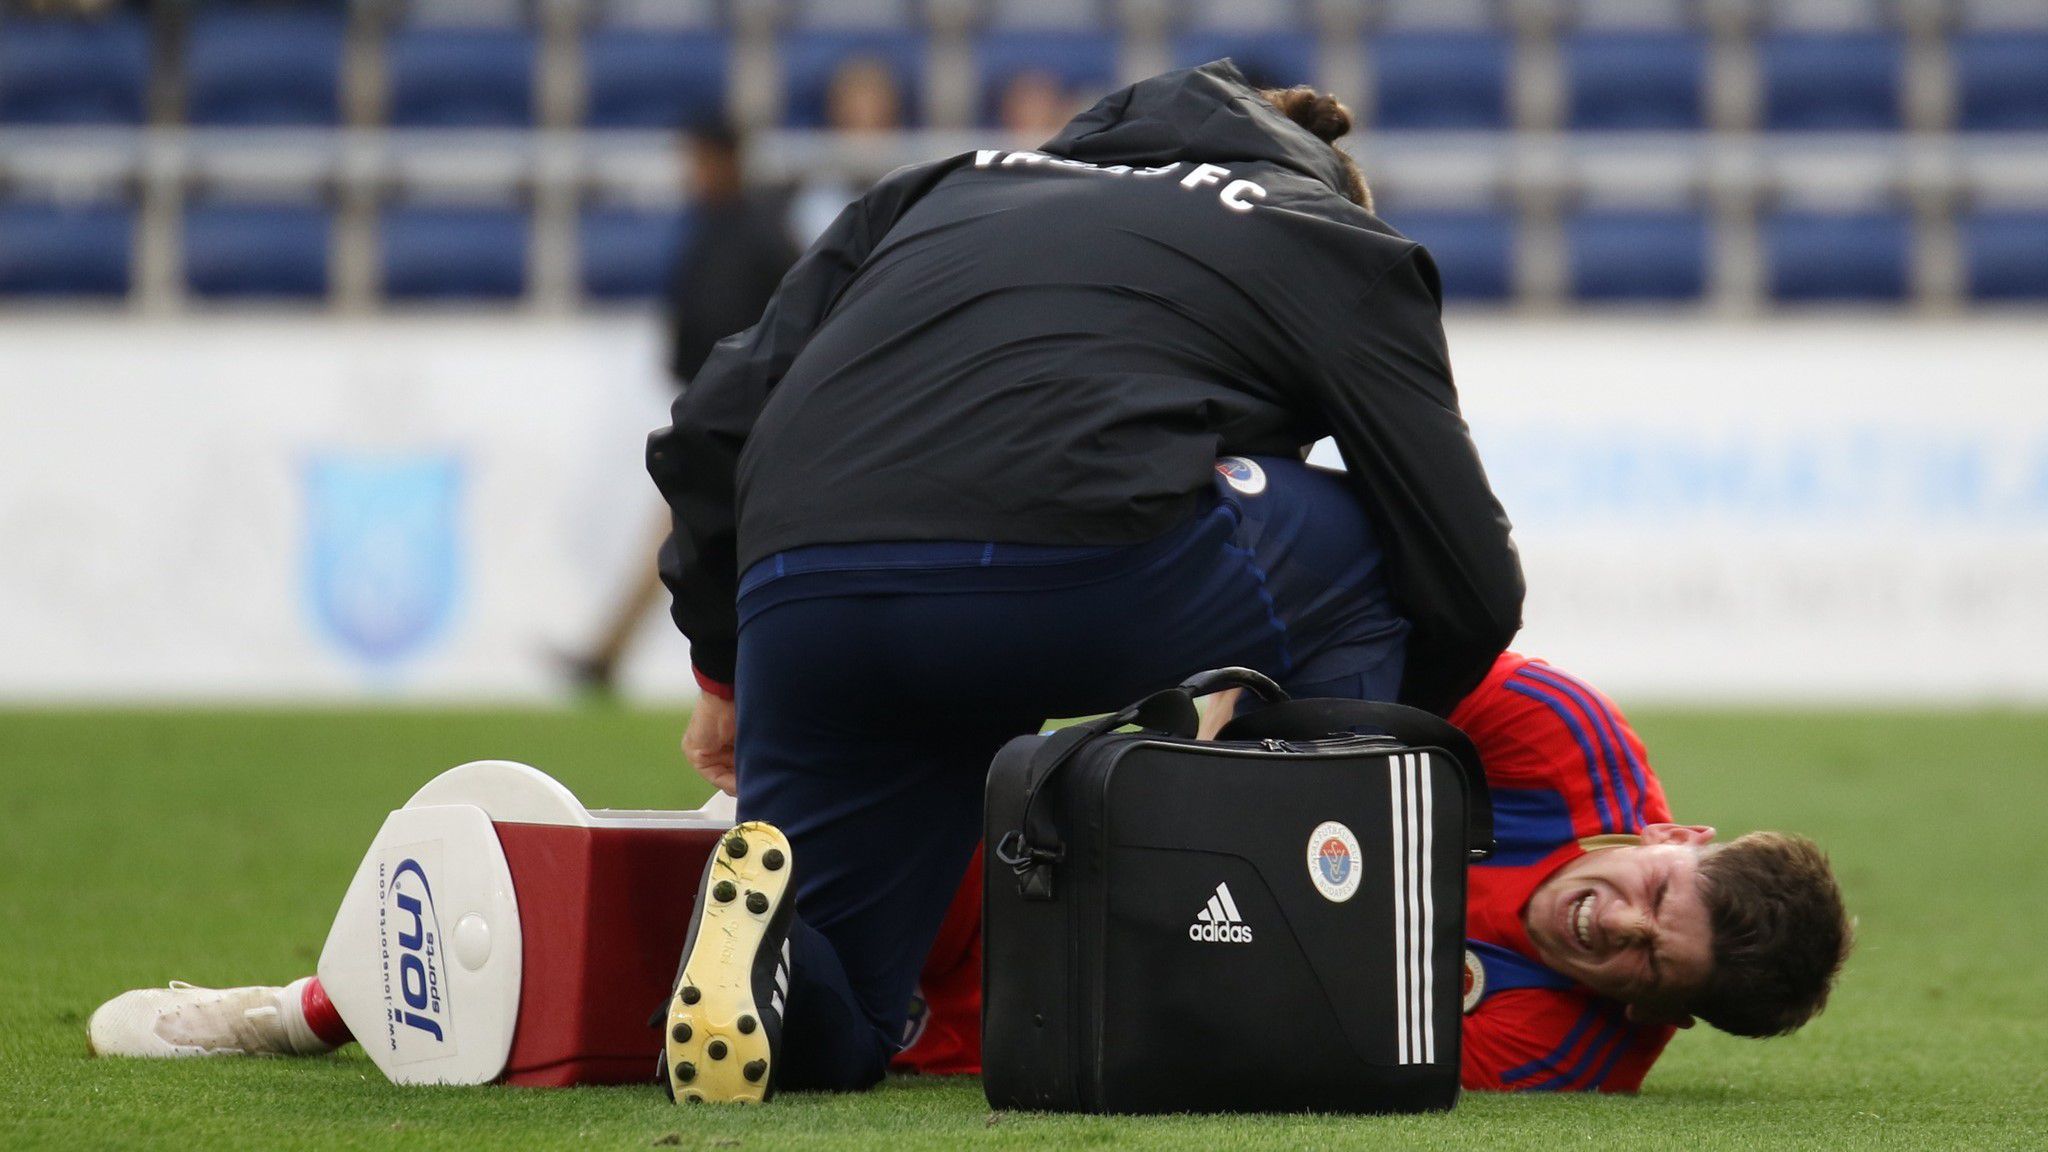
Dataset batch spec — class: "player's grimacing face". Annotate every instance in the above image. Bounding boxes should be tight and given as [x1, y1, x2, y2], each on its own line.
[1523, 824, 1718, 1024]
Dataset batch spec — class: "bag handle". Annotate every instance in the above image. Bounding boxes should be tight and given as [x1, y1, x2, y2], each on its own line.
[993, 668, 1282, 900]
[1217, 699, 1495, 861]
[1176, 666, 1289, 704]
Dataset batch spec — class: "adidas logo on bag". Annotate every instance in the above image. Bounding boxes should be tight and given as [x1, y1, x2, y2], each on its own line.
[1188, 882, 1254, 943]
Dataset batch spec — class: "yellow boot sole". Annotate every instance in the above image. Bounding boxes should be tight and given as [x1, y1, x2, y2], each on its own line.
[663, 821, 792, 1104]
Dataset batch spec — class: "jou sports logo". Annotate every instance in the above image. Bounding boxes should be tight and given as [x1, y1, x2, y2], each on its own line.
[379, 857, 452, 1052]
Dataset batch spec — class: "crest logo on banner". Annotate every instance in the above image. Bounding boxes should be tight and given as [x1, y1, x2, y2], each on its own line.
[304, 453, 463, 666]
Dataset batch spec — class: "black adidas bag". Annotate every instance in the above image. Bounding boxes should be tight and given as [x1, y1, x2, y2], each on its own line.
[983, 668, 1493, 1114]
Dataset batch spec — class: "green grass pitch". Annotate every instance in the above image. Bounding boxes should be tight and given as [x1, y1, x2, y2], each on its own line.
[3, 705, 2045, 1150]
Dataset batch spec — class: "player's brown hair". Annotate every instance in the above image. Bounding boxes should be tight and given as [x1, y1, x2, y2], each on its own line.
[1689, 832, 1853, 1038]
[1258, 86, 1373, 211]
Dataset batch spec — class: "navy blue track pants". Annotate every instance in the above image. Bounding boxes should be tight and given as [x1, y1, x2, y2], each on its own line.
[729, 457, 1408, 1089]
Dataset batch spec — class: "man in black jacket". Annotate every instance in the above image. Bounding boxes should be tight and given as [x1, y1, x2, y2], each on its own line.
[647, 62, 1522, 1101]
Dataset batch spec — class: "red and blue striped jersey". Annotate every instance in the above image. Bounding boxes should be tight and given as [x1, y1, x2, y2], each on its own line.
[1449, 652, 1675, 1092]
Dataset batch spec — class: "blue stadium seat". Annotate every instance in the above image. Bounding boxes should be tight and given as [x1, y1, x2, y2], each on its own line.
[583, 29, 729, 128]
[185, 11, 346, 125]
[985, 0, 1107, 27]
[386, 27, 537, 127]
[1370, 32, 1514, 130]
[0, 200, 134, 296]
[778, 30, 926, 128]
[380, 205, 529, 300]
[1181, 0, 1306, 29]
[183, 202, 332, 299]
[1170, 31, 1318, 90]
[1763, 209, 1912, 301]
[1380, 208, 1516, 301]
[1760, 33, 1904, 132]
[0, 14, 151, 124]
[1953, 34, 2048, 132]
[1960, 210, 2048, 300]
[580, 206, 694, 300]
[586, 0, 728, 27]
[782, 0, 913, 27]
[1566, 209, 1709, 300]
[974, 29, 1119, 126]
[1563, 31, 1707, 131]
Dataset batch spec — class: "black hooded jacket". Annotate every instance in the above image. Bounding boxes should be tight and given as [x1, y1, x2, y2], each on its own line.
[648, 62, 1522, 713]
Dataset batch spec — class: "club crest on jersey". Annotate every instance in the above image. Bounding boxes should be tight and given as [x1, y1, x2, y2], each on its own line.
[1306, 821, 1362, 902]
[1215, 456, 1267, 496]
[1463, 949, 1486, 1014]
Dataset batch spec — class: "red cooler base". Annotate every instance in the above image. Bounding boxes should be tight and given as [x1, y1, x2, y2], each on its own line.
[494, 822, 726, 1086]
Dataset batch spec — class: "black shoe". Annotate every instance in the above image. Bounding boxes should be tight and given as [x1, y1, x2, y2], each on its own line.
[658, 821, 794, 1104]
[545, 646, 618, 700]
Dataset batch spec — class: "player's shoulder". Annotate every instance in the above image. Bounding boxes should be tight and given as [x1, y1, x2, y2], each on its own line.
[1463, 983, 1672, 1093]
[1455, 654, 1629, 731]
[1449, 655, 1611, 779]
[1450, 654, 1665, 829]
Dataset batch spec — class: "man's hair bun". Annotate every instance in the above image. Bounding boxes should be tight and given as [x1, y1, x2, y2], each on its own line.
[1259, 86, 1353, 144]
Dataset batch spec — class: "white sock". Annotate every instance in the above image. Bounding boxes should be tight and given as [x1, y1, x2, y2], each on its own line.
[279, 977, 339, 1056]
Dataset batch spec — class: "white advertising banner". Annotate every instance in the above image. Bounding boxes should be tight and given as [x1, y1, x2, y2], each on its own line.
[0, 315, 696, 701]
[1349, 316, 2048, 703]
[1, 314, 2043, 703]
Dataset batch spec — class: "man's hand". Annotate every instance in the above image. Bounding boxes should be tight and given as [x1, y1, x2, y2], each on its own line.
[683, 694, 738, 796]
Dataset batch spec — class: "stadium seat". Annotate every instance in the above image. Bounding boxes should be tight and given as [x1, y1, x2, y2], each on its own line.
[1170, 30, 1318, 90]
[1182, 0, 1306, 28]
[580, 206, 694, 300]
[586, 0, 727, 28]
[183, 202, 333, 299]
[1566, 209, 1709, 300]
[1562, 30, 1707, 131]
[185, 11, 346, 125]
[1763, 209, 1912, 301]
[403, 0, 526, 24]
[0, 14, 151, 124]
[778, 29, 927, 128]
[0, 200, 134, 297]
[1759, 33, 1904, 132]
[582, 28, 730, 128]
[974, 29, 1119, 126]
[1959, 210, 2048, 300]
[380, 205, 529, 300]
[386, 26, 537, 127]
[782, 0, 913, 27]
[984, 0, 1106, 27]
[1369, 32, 1514, 130]
[1564, 0, 1693, 25]
[1379, 208, 1517, 302]
[1952, 34, 2048, 132]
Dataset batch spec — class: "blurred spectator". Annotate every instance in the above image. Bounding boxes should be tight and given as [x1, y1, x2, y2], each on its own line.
[665, 120, 798, 385]
[998, 70, 1080, 138]
[561, 120, 797, 696]
[788, 56, 906, 245]
[825, 56, 904, 135]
